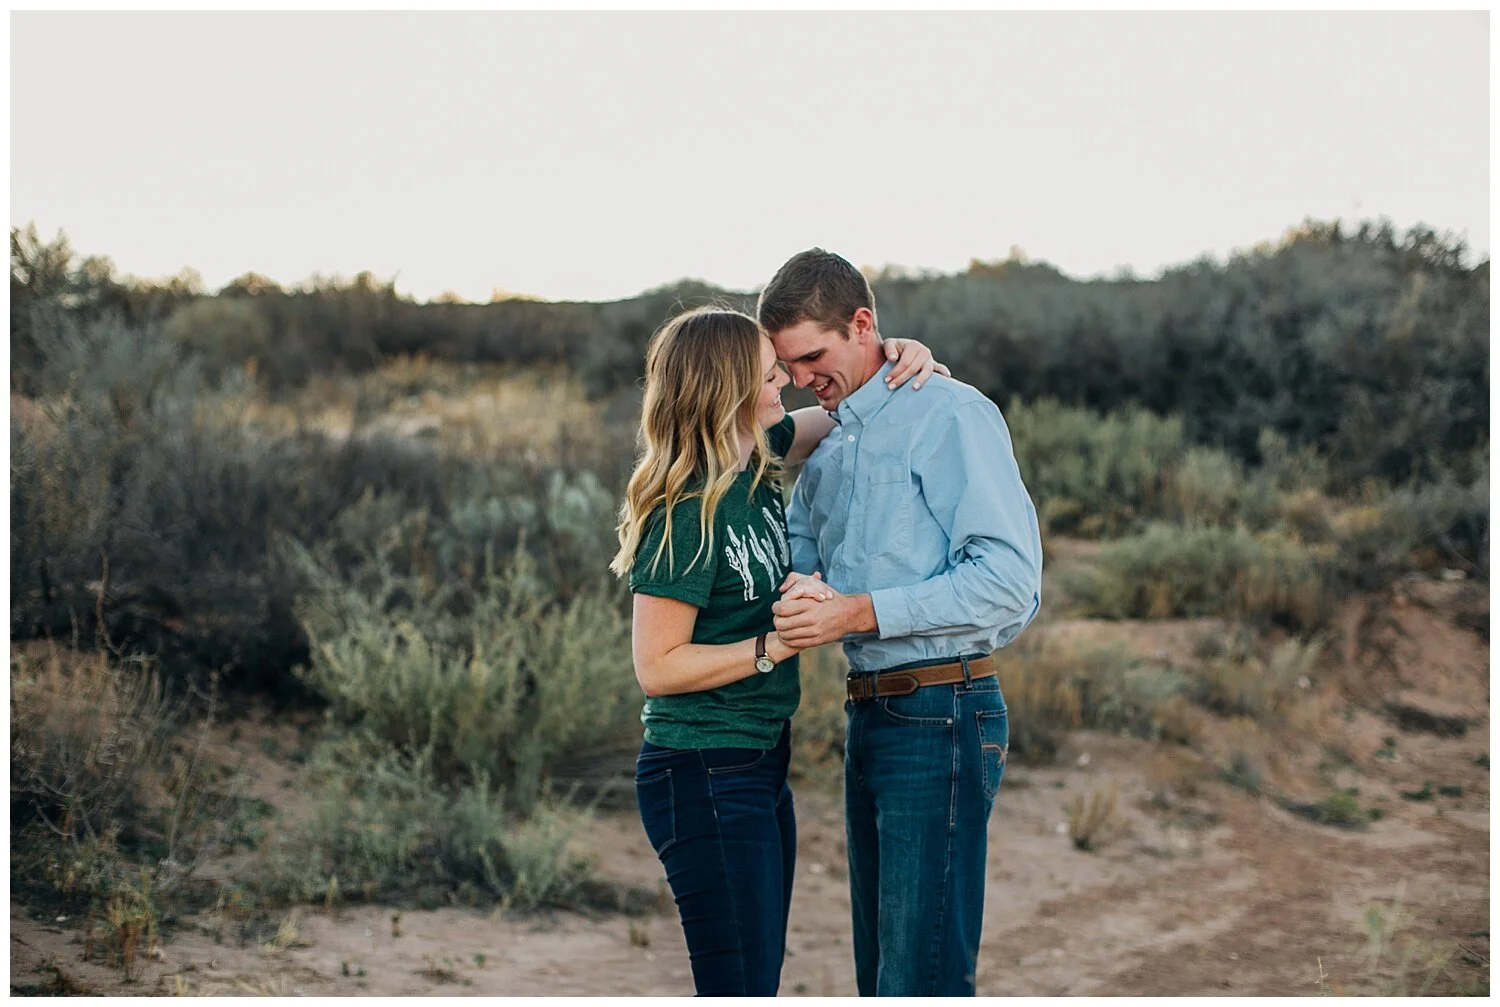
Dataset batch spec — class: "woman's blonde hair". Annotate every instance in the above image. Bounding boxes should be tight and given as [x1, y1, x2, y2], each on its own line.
[610, 307, 778, 580]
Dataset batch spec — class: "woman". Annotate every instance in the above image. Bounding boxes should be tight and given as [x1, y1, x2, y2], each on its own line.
[608, 306, 945, 995]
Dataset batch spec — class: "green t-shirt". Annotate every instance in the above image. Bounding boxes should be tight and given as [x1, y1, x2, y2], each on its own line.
[629, 415, 800, 750]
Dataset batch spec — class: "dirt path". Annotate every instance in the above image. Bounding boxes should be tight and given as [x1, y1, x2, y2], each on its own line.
[12, 596, 1489, 996]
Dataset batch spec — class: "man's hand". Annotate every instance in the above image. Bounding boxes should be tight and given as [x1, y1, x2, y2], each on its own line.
[772, 583, 878, 649]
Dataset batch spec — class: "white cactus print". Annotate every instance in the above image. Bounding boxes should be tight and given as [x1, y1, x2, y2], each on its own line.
[724, 525, 756, 601]
[762, 507, 790, 565]
[747, 529, 778, 587]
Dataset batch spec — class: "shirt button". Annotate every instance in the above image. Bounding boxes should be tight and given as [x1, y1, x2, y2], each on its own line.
[847, 434, 856, 441]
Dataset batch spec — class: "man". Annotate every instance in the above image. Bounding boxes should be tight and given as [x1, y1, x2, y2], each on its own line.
[761, 248, 1042, 997]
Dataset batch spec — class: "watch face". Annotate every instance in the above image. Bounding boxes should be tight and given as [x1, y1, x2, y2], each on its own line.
[756, 655, 776, 673]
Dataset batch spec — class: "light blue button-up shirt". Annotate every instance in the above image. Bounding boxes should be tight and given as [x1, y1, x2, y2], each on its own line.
[787, 361, 1043, 673]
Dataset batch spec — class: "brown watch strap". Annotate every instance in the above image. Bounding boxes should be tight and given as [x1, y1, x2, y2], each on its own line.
[756, 633, 768, 660]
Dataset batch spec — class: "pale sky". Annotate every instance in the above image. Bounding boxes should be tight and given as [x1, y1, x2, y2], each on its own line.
[11, 12, 1490, 303]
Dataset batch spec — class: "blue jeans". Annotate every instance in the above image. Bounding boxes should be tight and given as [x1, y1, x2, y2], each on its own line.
[844, 663, 1009, 996]
[635, 721, 796, 996]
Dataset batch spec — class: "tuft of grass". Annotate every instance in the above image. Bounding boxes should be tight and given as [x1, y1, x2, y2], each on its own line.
[1207, 717, 1271, 794]
[1282, 788, 1377, 830]
[94, 875, 159, 982]
[1400, 782, 1436, 802]
[1351, 883, 1484, 995]
[1067, 782, 1125, 851]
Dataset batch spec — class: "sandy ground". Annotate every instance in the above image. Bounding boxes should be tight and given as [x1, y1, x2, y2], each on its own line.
[11, 588, 1490, 996]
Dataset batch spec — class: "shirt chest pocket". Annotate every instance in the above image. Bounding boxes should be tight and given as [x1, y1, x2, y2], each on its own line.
[855, 463, 914, 557]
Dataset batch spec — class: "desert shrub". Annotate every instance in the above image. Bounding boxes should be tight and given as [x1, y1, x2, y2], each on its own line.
[10, 644, 239, 921]
[1193, 633, 1323, 722]
[160, 297, 273, 382]
[993, 642, 1082, 761]
[291, 547, 638, 811]
[994, 639, 1189, 760]
[1205, 716, 1272, 793]
[1282, 788, 1377, 830]
[1066, 523, 1332, 629]
[1256, 428, 1333, 496]
[1163, 447, 1248, 526]
[1005, 398, 1185, 537]
[10, 313, 629, 699]
[256, 737, 596, 911]
[1371, 467, 1488, 579]
[10, 644, 174, 850]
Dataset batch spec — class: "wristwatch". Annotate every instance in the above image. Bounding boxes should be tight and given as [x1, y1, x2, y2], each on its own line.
[755, 633, 776, 674]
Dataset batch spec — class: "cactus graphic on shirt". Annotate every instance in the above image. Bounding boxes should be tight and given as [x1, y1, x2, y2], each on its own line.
[747, 528, 779, 586]
[724, 525, 756, 601]
[762, 507, 790, 565]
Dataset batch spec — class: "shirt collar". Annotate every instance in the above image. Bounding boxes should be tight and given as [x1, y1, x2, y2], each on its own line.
[834, 360, 897, 427]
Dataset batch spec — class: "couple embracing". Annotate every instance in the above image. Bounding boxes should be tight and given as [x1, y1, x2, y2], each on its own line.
[608, 249, 1043, 997]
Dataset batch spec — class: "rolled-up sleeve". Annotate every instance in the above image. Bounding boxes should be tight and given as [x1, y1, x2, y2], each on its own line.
[868, 400, 1042, 640]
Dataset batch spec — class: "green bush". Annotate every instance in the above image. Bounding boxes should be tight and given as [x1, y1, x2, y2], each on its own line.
[291, 548, 639, 811]
[160, 297, 273, 382]
[10, 313, 629, 698]
[1006, 398, 1184, 537]
[1067, 523, 1332, 629]
[256, 737, 595, 911]
[1164, 447, 1248, 526]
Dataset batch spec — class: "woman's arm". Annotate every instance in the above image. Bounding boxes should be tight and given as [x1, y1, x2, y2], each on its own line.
[784, 407, 838, 466]
[632, 593, 800, 698]
[781, 337, 950, 466]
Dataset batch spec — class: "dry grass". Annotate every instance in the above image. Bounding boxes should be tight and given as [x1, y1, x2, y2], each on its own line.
[221, 357, 602, 463]
[95, 877, 158, 982]
[10, 642, 175, 852]
[1067, 782, 1126, 851]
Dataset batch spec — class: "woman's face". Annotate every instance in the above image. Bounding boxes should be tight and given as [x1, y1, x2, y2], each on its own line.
[754, 335, 791, 429]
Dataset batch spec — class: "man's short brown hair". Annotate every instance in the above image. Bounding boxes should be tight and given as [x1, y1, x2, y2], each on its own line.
[756, 248, 877, 337]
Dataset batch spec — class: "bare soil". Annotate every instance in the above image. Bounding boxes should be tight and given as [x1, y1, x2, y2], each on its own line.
[11, 589, 1489, 996]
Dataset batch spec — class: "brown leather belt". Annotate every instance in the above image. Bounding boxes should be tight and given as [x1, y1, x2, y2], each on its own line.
[846, 656, 996, 701]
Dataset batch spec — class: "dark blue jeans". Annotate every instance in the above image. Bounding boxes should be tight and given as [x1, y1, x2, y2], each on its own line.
[844, 664, 1009, 996]
[635, 721, 796, 996]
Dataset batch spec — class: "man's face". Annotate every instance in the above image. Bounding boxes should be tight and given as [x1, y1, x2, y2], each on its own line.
[769, 317, 870, 411]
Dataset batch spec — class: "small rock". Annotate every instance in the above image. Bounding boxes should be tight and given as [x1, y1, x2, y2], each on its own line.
[1054, 822, 1068, 835]
[808, 863, 828, 876]
[1076, 753, 1091, 768]
[1297, 676, 1310, 690]
[55, 915, 68, 923]
[1442, 568, 1466, 582]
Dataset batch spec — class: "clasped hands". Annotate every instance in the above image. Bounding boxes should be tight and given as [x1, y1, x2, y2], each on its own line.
[772, 572, 855, 649]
